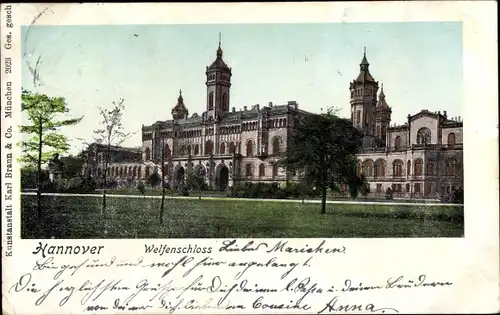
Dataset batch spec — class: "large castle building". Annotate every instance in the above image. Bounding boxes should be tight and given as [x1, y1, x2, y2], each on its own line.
[84, 40, 463, 199]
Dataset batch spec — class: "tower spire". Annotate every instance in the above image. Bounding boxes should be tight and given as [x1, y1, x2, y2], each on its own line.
[360, 47, 369, 70]
[216, 32, 223, 59]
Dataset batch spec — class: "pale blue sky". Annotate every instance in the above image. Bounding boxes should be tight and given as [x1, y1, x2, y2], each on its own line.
[21, 22, 463, 154]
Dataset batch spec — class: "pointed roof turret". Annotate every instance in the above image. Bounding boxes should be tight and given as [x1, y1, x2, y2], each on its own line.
[376, 83, 391, 110]
[360, 47, 369, 70]
[355, 47, 376, 83]
[208, 32, 230, 71]
[172, 89, 189, 120]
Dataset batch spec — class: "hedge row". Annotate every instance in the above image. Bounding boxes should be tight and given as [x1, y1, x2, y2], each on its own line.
[228, 182, 321, 199]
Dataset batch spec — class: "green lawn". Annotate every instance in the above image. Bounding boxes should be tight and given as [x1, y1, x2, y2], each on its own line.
[21, 195, 464, 239]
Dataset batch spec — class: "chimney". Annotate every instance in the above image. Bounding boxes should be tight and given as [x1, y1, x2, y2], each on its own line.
[256, 104, 260, 110]
[232, 107, 235, 112]
[244, 106, 247, 111]
[269, 101, 273, 107]
[458, 116, 461, 121]
[443, 110, 447, 118]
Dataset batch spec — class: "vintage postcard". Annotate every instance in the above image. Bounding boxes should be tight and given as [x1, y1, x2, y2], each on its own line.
[1, 2, 498, 314]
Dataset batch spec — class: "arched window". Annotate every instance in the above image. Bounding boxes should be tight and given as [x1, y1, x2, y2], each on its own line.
[229, 141, 236, 154]
[245, 164, 253, 177]
[259, 163, 265, 177]
[407, 160, 411, 176]
[417, 127, 431, 145]
[246, 139, 254, 156]
[374, 159, 386, 177]
[414, 158, 423, 176]
[393, 160, 404, 177]
[356, 110, 361, 125]
[145, 166, 150, 178]
[238, 142, 241, 154]
[272, 163, 279, 177]
[445, 157, 457, 176]
[194, 144, 199, 155]
[137, 166, 142, 179]
[208, 92, 214, 110]
[447, 133, 456, 146]
[145, 148, 151, 161]
[362, 160, 373, 177]
[377, 126, 381, 138]
[222, 93, 228, 111]
[272, 137, 281, 155]
[394, 136, 401, 150]
[187, 144, 192, 156]
[205, 140, 214, 155]
[220, 142, 226, 154]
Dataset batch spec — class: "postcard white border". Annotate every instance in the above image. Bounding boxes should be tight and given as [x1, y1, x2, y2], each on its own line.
[1, 2, 499, 314]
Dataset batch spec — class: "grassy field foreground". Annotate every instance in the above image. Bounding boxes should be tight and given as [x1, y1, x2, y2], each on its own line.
[21, 195, 464, 238]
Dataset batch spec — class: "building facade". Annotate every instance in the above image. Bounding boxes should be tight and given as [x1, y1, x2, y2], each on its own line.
[350, 51, 463, 199]
[84, 43, 463, 199]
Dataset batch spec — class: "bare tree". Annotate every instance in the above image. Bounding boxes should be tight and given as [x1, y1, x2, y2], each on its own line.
[93, 98, 133, 215]
[159, 137, 167, 225]
[136, 136, 169, 224]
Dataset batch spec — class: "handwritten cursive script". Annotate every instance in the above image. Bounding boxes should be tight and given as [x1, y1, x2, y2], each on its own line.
[5, 239, 454, 314]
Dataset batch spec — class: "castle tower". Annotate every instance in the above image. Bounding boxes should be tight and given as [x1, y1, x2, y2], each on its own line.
[349, 48, 379, 137]
[374, 83, 392, 146]
[171, 89, 189, 120]
[205, 33, 232, 121]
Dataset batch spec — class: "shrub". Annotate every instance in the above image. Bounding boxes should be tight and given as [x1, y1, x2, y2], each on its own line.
[178, 183, 190, 196]
[137, 181, 146, 196]
[95, 178, 118, 189]
[452, 187, 464, 204]
[385, 187, 393, 200]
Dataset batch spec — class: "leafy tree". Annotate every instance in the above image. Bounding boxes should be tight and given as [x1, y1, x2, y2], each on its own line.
[359, 175, 370, 199]
[59, 153, 85, 178]
[280, 107, 364, 214]
[147, 171, 161, 188]
[19, 89, 83, 218]
[186, 170, 206, 199]
[93, 98, 133, 215]
[347, 172, 368, 200]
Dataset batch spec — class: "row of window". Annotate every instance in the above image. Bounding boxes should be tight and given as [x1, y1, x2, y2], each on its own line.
[207, 73, 230, 81]
[207, 92, 229, 111]
[245, 163, 280, 178]
[148, 118, 289, 140]
[96, 162, 281, 180]
[375, 183, 432, 195]
[394, 131, 457, 149]
[351, 88, 374, 98]
[144, 137, 283, 160]
[96, 165, 154, 179]
[356, 157, 459, 177]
